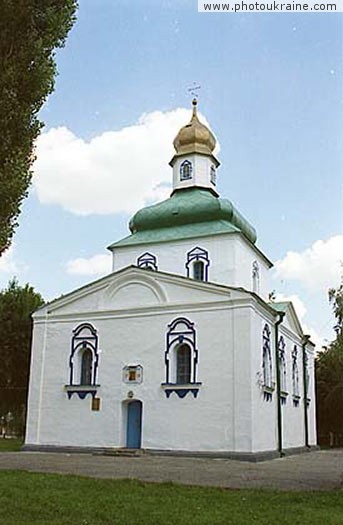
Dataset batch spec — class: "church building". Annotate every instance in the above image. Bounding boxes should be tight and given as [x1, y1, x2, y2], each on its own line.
[24, 100, 317, 460]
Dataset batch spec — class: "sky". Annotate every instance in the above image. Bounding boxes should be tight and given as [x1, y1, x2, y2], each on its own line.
[1, 0, 342, 348]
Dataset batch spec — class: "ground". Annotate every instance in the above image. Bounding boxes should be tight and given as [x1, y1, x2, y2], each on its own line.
[0, 449, 342, 491]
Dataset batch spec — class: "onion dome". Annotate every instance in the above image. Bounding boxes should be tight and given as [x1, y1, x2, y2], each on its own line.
[173, 98, 216, 156]
[127, 188, 257, 245]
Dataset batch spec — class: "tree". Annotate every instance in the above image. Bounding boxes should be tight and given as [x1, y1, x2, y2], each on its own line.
[0, 278, 44, 437]
[316, 276, 343, 445]
[0, 0, 78, 254]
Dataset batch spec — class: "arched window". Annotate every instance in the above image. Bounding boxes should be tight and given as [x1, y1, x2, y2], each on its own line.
[186, 247, 210, 282]
[137, 252, 158, 271]
[81, 348, 93, 385]
[210, 165, 216, 186]
[180, 160, 193, 181]
[252, 260, 260, 294]
[176, 344, 191, 384]
[193, 260, 205, 281]
[292, 346, 300, 406]
[262, 324, 272, 389]
[278, 336, 287, 395]
[69, 323, 99, 388]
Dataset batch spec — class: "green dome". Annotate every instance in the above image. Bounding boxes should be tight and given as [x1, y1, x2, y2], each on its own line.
[129, 188, 257, 244]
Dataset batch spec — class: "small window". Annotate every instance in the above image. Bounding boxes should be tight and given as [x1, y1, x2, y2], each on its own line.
[186, 247, 210, 282]
[176, 344, 191, 384]
[193, 260, 205, 281]
[262, 324, 272, 389]
[180, 160, 192, 181]
[81, 348, 93, 385]
[210, 165, 216, 185]
[123, 365, 143, 384]
[278, 336, 287, 394]
[252, 260, 260, 294]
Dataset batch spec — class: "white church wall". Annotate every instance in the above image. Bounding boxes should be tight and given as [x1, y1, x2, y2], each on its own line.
[27, 301, 248, 452]
[306, 346, 317, 446]
[250, 310, 278, 453]
[25, 323, 46, 444]
[278, 327, 306, 450]
[111, 233, 271, 298]
[234, 238, 271, 300]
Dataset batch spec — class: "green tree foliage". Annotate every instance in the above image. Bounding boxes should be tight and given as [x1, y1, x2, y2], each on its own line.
[0, 0, 78, 254]
[0, 278, 44, 437]
[316, 277, 343, 444]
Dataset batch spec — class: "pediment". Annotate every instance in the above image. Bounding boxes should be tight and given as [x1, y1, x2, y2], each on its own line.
[34, 266, 236, 318]
[272, 302, 304, 338]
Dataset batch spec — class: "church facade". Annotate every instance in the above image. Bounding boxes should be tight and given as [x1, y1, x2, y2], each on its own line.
[24, 101, 317, 460]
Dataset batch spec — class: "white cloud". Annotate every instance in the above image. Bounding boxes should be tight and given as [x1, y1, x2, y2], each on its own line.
[0, 247, 17, 273]
[0, 245, 20, 274]
[33, 108, 217, 216]
[66, 254, 111, 276]
[274, 235, 343, 292]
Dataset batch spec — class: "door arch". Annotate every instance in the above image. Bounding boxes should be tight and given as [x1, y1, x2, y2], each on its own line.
[126, 400, 142, 449]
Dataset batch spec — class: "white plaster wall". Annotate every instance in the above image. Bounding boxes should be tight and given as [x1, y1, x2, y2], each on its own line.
[234, 238, 271, 300]
[278, 328, 306, 450]
[25, 323, 46, 444]
[112, 233, 271, 299]
[172, 154, 217, 193]
[306, 347, 317, 446]
[250, 311, 278, 453]
[26, 304, 245, 452]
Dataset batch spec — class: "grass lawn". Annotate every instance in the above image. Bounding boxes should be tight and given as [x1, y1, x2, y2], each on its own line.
[0, 439, 22, 452]
[0, 471, 342, 525]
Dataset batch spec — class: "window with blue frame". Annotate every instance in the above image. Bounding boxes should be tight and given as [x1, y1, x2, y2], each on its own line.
[186, 247, 210, 282]
[176, 344, 191, 384]
[262, 324, 272, 390]
[81, 348, 93, 385]
[210, 165, 216, 185]
[292, 346, 300, 406]
[161, 317, 202, 398]
[180, 160, 193, 180]
[193, 260, 205, 281]
[66, 323, 100, 399]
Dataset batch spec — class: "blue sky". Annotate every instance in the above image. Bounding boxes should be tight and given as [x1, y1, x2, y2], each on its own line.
[1, 1, 342, 346]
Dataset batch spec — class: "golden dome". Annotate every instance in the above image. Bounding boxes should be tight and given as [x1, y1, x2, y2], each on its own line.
[173, 99, 216, 156]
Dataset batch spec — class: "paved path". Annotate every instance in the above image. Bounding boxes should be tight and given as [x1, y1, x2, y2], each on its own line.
[0, 449, 343, 491]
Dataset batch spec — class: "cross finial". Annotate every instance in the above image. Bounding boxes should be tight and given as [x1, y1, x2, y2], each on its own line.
[187, 82, 201, 100]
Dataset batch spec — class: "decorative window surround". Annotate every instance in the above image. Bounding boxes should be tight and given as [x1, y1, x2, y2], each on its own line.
[210, 165, 216, 186]
[262, 324, 273, 400]
[65, 384, 100, 400]
[123, 365, 143, 384]
[278, 336, 287, 396]
[180, 159, 193, 180]
[163, 317, 200, 398]
[252, 260, 260, 294]
[280, 390, 288, 405]
[67, 323, 100, 399]
[137, 252, 158, 271]
[262, 383, 275, 402]
[186, 247, 210, 281]
[292, 394, 301, 407]
[161, 382, 202, 399]
[292, 346, 300, 405]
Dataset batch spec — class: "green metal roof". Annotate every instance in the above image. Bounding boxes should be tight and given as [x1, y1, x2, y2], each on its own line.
[270, 301, 291, 313]
[109, 187, 257, 249]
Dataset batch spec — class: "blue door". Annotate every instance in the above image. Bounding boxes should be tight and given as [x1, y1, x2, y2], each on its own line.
[127, 401, 142, 449]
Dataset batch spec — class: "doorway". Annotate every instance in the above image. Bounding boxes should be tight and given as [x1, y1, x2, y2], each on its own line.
[126, 400, 142, 449]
